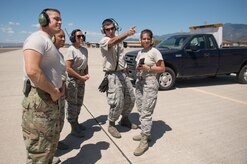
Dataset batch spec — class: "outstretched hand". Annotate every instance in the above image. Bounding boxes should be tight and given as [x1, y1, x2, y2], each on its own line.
[127, 26, 136, 36]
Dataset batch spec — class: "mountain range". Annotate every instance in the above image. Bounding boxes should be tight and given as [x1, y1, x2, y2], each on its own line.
[139, 23, 247, 42]
[223, 23, 247, 41]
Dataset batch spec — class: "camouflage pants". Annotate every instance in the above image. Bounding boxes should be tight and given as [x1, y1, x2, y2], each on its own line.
[135, 76, 159, 136]
[107, 72, 135, 122]
[58, 95, 65, 132]
[66, 77, 85, 123]
[21, 87, 60, 164]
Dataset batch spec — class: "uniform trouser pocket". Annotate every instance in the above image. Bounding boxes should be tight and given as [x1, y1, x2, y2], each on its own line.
[137, 77, 159, 136]
[21, 88, 60, 163]
[107, 75, 117, 108]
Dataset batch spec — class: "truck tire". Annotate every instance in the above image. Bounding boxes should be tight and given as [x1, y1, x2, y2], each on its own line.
[237, 65, 247, 84]
[157, 67, 176, 90]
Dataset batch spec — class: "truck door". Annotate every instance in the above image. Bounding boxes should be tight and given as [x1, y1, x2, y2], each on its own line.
[182, 35, 219, 76]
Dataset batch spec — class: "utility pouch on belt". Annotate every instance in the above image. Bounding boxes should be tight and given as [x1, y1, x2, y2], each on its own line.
[98, 76, 108, 93]
[22, 79, 31, 97]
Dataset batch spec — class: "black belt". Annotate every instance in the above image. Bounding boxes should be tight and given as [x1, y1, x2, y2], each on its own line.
[137, 75, 156, 80]
[104, 70, 125, 74]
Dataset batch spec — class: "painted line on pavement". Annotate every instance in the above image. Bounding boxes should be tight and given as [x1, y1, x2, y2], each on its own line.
[83, 104, 132, 164]
[189, 88, 247, 105]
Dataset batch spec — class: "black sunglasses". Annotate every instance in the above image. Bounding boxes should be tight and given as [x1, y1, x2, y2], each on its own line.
[76, 35, 84, 38]
[104, 27, 115, 31]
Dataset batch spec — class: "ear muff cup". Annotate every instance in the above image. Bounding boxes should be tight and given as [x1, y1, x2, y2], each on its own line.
[39, 10, 50, 27]
[69, 30, 77, 43]
[100, 27, 105, 34]
[69, 34, 75, 43]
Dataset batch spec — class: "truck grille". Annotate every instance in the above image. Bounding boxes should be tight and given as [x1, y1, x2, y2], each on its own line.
[125, 53, 137, 79]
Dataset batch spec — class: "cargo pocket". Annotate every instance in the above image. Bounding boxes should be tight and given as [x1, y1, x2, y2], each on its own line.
[107, 87, 117, 108]
[107, 75, 117, 108]
[22, 127, 46, 153]
[145, 78, 159, 110]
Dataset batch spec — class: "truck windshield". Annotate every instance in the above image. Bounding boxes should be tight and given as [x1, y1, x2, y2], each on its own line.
[156, 35, 189, 49]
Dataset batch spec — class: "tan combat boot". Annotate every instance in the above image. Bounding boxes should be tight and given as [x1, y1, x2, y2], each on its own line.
[120, 117, 138, 129]
[134, 134, 149, 156]
[108, 121, 121, 138]
[133, 134, 151, 142]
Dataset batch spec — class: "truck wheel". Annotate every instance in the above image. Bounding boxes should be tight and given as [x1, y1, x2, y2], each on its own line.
[237, 65, 247, 84]
[157, 67, 176, 90]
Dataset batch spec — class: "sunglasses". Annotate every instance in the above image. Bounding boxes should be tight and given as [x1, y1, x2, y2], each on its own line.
[76, 35, 84, 38]
[104, 27, 115, 31]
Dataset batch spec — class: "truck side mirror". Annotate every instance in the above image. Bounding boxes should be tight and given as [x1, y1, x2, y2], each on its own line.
[190, 45, 198, 51]
[185, 45, 198, 52]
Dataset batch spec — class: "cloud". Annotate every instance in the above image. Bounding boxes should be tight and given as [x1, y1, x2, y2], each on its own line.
[20, 31, 32, 34]
[0, 27, 14, 34]
[68, 22, 74, 26]
[32, 24, 40, 28]
[9, 22, 20, 26]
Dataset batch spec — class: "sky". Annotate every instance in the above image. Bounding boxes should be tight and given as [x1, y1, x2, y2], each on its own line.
[1, 0, 247, 44]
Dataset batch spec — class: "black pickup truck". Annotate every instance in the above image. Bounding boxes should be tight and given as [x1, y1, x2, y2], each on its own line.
[125, 33, 247, 90]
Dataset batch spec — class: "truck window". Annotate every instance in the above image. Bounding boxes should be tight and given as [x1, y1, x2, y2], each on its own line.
[189, 36, 205, 49]
[156, 36, 188, 49]
[176, 38, 185, 47]
[208, 35, 217, 49]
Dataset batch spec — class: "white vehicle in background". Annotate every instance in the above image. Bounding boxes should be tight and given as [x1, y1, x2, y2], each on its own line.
[189, 23, 223, 47]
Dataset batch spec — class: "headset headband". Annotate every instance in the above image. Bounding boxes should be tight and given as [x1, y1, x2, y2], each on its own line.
[101, 18, 121, 33]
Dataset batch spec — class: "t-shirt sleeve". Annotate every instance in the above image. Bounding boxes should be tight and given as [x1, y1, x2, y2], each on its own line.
[153, 48, 163, 62]
[99, 37, 110, 51]
[23, 35, 46, 55]
[84, 47, 88, 58]
[64, 47, 74, 61]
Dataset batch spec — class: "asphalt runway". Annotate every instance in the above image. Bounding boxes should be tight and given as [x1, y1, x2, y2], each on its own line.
[0, 48, 21, 53]
[0, 48, 246, 164]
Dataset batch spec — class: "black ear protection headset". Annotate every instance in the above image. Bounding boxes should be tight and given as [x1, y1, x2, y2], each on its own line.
[39, 9, 50, 27]
[101, 18, 121, 34]
[70, 29, 85, 43]
[70, 29, 81, 43]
